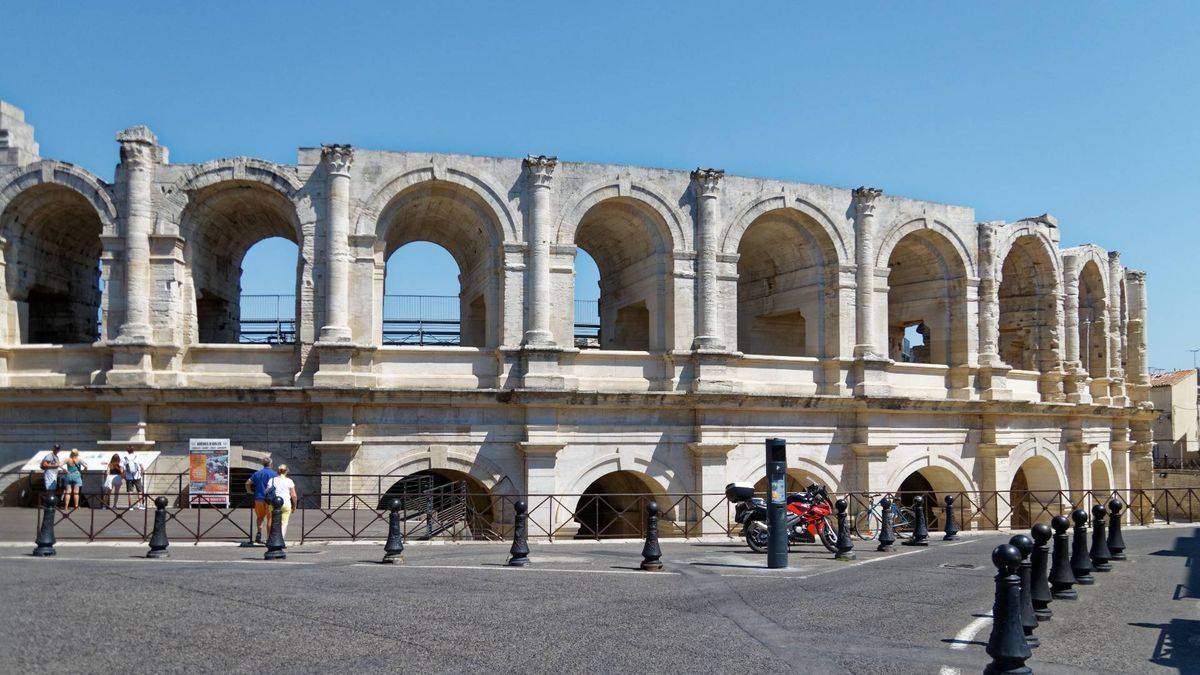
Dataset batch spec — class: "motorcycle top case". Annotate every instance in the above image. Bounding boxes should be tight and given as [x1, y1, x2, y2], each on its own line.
[725, 482, 756, 502]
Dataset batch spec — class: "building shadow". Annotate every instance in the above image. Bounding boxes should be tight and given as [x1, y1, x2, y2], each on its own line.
[1149, 526, 1200, 600]
[1129, 620, 1200, 673]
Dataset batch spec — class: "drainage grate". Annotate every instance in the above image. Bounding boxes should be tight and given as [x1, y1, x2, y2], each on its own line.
[940, 562, 982, 570]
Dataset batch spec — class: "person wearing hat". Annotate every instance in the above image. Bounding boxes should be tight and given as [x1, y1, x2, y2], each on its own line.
[39, 444, 63, 500]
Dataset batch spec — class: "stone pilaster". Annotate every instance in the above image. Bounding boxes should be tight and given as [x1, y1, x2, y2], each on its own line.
[1061, 254, 1089, 403]
[519, 441, 565, 537]
[311, 403, 361, 474]
[319, 144, 354, 343]
[1106, 251, 1126, 405]
[115, 126, 158, 343]
[688, 442, 738, 535]
[691, 168, 725, 351]
[849, 443, 893, 493]
[1128, 419, 1155, 523]
[1124, 270, 1150, 405]
[977, 442, 1016, 529]
[522, 155, 557, 347]
[852, 187, 884, 359]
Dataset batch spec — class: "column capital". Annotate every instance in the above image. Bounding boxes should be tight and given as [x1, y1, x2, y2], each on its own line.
[321, 144, 354, 176]
[690, 167, 725, 198]
[1126, 269, 1146, 284]
[852, 186, 883, 216]
[116, 126, 158, 165]
[1107, 249, 1122, 263]
[523, 155, 557, 188]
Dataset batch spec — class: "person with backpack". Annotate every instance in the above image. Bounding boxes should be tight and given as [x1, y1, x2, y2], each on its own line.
[245, 457, 277, 544]
[266, 465, 299, 542]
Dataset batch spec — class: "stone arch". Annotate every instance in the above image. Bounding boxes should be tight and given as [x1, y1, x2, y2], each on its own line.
[381, 447, 510, 494]
[887, 453, 975, 495]
[1078, 258, 1109, 379]
[1007, 438, 1069, 488]
[722, 193, 850, 265]
[882, 225, 972, 365]
[1008, 443, 1066, 527]
[356, 163, 518, 245]
[1089, 454, 1113, 497]
[557, 189, 681, 351]
[875, 217, 976, 277]
[554, 179, 688, 253]
[164, 158, 314, 236]
[727, 199, 846, 357]
[994, 225, 1061, 279]
[572, 467, 674, 539]
[737, 456, 841, 492]
[998, 233, 1062, 371]
[568, 452, 680, 496]
[0, 162, 116, 344]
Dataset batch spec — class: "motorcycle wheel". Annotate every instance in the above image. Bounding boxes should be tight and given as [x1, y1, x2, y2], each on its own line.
[744, 522, 769, 553]
[819, 517, 839, 553]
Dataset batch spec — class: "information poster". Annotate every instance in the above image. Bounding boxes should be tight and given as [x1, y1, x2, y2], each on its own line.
[188, 438, 230, 507]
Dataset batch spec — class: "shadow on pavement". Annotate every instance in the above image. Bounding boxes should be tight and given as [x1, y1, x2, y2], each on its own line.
[1130, 619, 1200, 672]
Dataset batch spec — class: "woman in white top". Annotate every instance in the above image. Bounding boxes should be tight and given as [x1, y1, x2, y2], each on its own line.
[266, 465, 299, 541]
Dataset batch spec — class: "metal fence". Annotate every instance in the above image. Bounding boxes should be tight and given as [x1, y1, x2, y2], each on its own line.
[1154, 455, 1200, 472]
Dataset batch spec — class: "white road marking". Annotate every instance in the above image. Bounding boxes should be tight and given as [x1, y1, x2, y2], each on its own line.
[0, 555, 313, 565]
[348, 563, 679, 576]
[947, 611, 992, 649]
[717, 538, 980, 578]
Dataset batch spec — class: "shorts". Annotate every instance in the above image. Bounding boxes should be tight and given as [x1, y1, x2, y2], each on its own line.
[43, 475, 58, 491]
[104, 475, 123, 492]
[254, 500, 270, 520]
[63, 473, 83, 487]
[124, 478, 143, 492]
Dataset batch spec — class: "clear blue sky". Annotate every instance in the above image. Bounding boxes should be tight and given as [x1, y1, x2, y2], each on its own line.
[2, 3, 1195, 368]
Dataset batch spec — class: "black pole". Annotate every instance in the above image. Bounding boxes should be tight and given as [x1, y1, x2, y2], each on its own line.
[984, 544, 1032, 674]
[765, 438, 788, 569]
[507, 499, 530, 567]
[877, 496, 896, 552]
[1106, 499, 1127, 561]
[640, 501, 663, 571]
[903, 495, 929, 546]
[834, 498, 855, 561]
[1069, 508, 1093, 585]
[264, 496, 287, 560]
[1009, 534, 1039, 648]
[1089, 503, 1112, 572]
[1029, 523, 1053, 622]
[1048, 514, 1077, 600]
[942, 494, 960, 541]
[32, 493, 57, 557]
[146, 497, 170, 559]
[383, 497, 405, 564]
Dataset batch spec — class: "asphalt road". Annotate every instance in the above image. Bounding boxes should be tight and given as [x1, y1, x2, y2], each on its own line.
[0, 526, 1195, 673]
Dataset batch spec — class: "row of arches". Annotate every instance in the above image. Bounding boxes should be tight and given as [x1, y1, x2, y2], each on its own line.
[0, 161, 1124, 378]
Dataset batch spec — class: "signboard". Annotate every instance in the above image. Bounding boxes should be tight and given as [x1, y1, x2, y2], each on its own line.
[188, 439, 230, 507]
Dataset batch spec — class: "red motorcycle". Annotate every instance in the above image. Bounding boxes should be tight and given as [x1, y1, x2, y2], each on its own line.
[726, 482, 839, 553]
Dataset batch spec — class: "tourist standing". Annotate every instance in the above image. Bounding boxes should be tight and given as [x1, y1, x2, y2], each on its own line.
[121, 448, 145, 509]
[62, 449, 86, 510]
[39, 445, 63, 501]
[246, 457, 277, 544]
[102, 454, 123, 509]
[267, 465, 299, 542]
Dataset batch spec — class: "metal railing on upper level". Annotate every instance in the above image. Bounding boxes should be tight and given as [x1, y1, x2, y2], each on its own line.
[237, 294, 602, 347]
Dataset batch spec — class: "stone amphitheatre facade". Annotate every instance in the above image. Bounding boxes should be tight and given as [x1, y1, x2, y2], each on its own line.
[0, 101, 1154, 531]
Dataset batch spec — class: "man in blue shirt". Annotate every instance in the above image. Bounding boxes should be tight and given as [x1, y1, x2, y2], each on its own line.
[245, 457, 278, 544]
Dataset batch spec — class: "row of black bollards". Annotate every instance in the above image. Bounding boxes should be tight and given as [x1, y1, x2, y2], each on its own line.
[834, 493, 962, 562]
[986, 500, 1130, 673]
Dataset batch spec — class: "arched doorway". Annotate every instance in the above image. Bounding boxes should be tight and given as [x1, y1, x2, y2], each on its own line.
[1078, 261, 1108, 381]
[383, 242, 465, 345]
[1, 183, 104, 343]
[896, 466, 968, 530]
[735, 208, 839, 357]
[383, 468, 495, 538]
[885, 229, 969, 366]
[751, 468, 828, 495]
[574, 470, 667, 538]
[1009, 456, 1063, 528]
[998, 235, 1058, 371]
[1090, 460, 1112, 502]
[239, 237, 299, 343]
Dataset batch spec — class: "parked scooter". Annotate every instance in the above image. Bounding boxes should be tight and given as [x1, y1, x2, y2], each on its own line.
[726, 482, 839, 553]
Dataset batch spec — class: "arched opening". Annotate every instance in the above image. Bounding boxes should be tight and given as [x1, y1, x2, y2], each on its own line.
[376, 181, 501, 348]
[886, 230, 968, 366]
[751, 468, 828, 495]
[1009, 456, 1062, 528]
[574, 470, 667, 538]
[1, 184, 104, 344]
[573, 248, 601, 348]
[238, 237, 299, 343]
[573, 198, 672, 352]
[1078, 261, 1108, 378]
[182, 181, 300, 344]
[383, 468, 495, 538]
[383, 242, 465, 345]
[735, 209, 837, 356]
[998, 236, 1058, 371]
[1090, 460, 1112, 501]
[896, 466, 969, 529]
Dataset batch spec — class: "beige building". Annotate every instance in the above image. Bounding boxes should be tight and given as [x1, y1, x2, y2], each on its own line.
[0, 101, 1156, 531]
[1150, 369, 1198, 465]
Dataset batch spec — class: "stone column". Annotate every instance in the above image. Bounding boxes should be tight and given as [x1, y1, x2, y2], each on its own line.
[691, 168, 725, 351]
[977, 222, 1001, 366]
[522, 155, 557, 347]
[1061, 254, 1089, 403]
[852, 187, 884, 358]
[1106, 251, 1126, 404]
[519, 442, 565, 538]
[1125, 270, 1150, 404]
[116, 127, 157, 343]
[977, 442, 1016, 530]
[688, 442, 737, 536]
[319, 144, 354, 342]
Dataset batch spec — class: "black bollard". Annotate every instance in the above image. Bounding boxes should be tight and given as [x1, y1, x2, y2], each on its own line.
[507, 499, 530, 567]
[640, 501, 663, 571]
[943, 494, 960, 541]
[32, 493, 57, 557]
[1089, 504, 1112, 572]
[985, 544, 1032, 675]
[263, 496, 287, 560]
[877, 496, 896, 552]
[834, 498, 855, 561]
[1069, 508, 1093, 585]
[1106, 499, 1127, 561]
[146, 497, 170, 559]
[1048, 515, 1077, 600]
[1009, 534, 1039, 648]
[1029, 523, 1053, 622]
[903, 495, 929, 546]
[382, 497, 405, 564]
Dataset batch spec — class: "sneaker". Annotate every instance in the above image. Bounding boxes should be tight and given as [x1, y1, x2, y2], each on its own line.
[255, 530, 262, 544]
